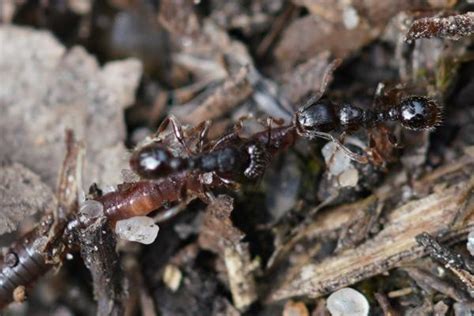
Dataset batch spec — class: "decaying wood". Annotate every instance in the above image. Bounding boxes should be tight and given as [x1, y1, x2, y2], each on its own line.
[416, 232, 474, 293]
[78, 216, 128, 316]
[224, 243, 258, 311]
[405, 12, 474, 41]
[198, 195, 257, 311]
[374, 292, 398, 316]
[270, 156, 474, 301]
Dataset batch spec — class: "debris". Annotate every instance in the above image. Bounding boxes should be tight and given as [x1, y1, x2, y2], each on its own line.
[198, 195, 258, 311]
[67, 0, 92, 15]
[177, 66, 254, 125]
[282, 300, 309, 316]
[406, 12, 474, 41]
[2, 2, 474, 314]
[78, 215, 127, 316]
[12, 286, 27, 304]
[271, 160, 474, 300]
[416, 232, 474, 294]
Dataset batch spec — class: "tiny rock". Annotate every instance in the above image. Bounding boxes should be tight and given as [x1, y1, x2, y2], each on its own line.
[326, 287, 369, 316]
[163, 264, 182, 292]
[115, 216, 159, 245]
[467, 230, 474, 257]
[79, 200, 104, 223]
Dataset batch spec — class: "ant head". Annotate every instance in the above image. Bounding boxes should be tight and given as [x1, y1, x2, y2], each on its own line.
[295, 98, 338, 135]
[130, 143, 182, 179]
[398, 96, 442, 130]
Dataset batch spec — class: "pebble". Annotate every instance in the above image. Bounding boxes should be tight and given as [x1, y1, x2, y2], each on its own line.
[115, 216, 159, 245]
[467, 230, 474, 257]
[453, 302, 474, 316]
[78, 200, 104, 223]
[322, 142, 359, 187]
[326, 288, 369, 316]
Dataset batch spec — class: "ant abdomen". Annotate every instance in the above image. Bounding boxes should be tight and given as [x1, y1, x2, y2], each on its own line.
[130, 143, 188, 179]
[395, 96, 442, 130]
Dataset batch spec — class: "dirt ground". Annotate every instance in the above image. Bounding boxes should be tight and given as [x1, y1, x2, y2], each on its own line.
[0, 1, 473, 315]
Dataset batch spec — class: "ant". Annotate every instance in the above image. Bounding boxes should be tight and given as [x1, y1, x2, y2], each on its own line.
[130, 93, 442, 182]
[295, 93, 442, 163]
[129, 116, 286, 184]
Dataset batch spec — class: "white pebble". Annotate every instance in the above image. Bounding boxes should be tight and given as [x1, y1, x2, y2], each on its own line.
[322, 142, 359, 187]
[342, 6, 360, 30]
[115, 216, 159, 245]
[79, 200, 104, 223]
[163, 264, 182, 292]
[453, 302, 474, 316]
[327, 288, 369, 316]
[338, 168, 359, 187]
[322, 142, 352, 177]
[467, 230, 474, 257]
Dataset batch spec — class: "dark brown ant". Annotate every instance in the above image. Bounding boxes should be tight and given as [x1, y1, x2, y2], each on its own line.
[129, 116, 286, 184]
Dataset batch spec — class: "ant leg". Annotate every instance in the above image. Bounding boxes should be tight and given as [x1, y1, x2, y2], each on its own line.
[157, 116, 192, 155]
[379, 125, 402, 148]
[256, 116, 274, 145]
[236, 114, 254, 130]
[338, 131, 348, 144]
[255, 116, 285, 145]
[194, 120, 211, 153]
[365, 130, 385, 166]
[312, 131, 369, 164]
[154, 204, 186, 223]
[153, 118, 168, 138]
[318, 58, 342, 97]
[211, 115, 251, 150]
[214, 173, 239, 189]
[259, 117, 273, 146]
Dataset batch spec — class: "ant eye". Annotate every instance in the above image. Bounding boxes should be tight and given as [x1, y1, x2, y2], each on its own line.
[399, 96, 441, 130]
